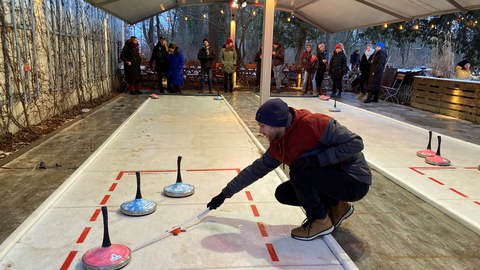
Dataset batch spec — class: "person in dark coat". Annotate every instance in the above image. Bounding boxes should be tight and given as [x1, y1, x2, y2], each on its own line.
[120, 36, 143, 95]
[315, 42, 329, 98]
[149, 36, 171, 93]
[328, 44, 348, 98]
[350, 50, 360, 71]
[355, 44, 374, 100]
[167, 43, 185, 94]
[364, 42, 388, 103]
[197, 38, 216, 93]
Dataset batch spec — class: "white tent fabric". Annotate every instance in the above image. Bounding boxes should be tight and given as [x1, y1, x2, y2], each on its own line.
[85, 0, 480, 33]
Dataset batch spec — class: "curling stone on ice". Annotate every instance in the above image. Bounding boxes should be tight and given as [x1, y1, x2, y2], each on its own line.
[120, 171, 157, 216]
[82, 206, 131, 270]
[417, 130, 436, 158]
[163, 156, 195, 197]
[425, 136, 451, 166]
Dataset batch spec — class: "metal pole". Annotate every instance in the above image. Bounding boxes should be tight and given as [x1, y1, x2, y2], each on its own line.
[10, 0, 28, 103]
[19, 0, 32, 100]
[259, 0, 275, 105]
[29, 0, 39, 97]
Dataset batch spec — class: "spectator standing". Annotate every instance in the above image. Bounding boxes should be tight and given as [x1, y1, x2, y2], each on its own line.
[315, 42, 330, 99]
[149, 36, 170, 93]
[197, 38, 216, 93]
[120, 36, 142, 95]
[301, 44, 313, 95]
[364, 42, 388, 103]
[206, 98, 371, 241]
[355, 44, 374, 100]
[272, 41, 285, 93]
[305, 55, 318, 95]
[350, 50, 361, 71]
[254, 46, 262, 90]
[328, 44, 348, 98]
[221, 38, 237, 93]
[167, 43, 185, 94]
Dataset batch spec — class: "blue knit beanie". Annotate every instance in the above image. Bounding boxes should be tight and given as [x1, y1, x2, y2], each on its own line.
[255, 99, 290, 127]
[376, 42, 384, 49]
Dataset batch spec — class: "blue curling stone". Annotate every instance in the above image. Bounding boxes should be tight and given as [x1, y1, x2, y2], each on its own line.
[120, 198, 157, 216]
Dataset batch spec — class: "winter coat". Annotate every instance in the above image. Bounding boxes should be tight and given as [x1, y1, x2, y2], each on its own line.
[306, 56, 318, 73]
[197, 46, 216, 69]
[272, 45, 285, 67]
[220, 108, 372, 198]
[368, 49, 388, 86]
[454, 66, 472, 80]
[301, 50, 312, 70]
[221, 47, 237, 74]
[328, 51, 348, 79]
[167, 49, 185, 87]
[149, 43, 169, 72]
[316, 49, 329, 73]
[359, 52, 373, 75]
[120, 41, 142, 84]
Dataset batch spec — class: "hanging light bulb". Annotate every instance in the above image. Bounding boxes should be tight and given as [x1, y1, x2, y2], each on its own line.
[383, 23, 388, 28]
[399, 24, 403, 30]
[413, 24, 419, 30]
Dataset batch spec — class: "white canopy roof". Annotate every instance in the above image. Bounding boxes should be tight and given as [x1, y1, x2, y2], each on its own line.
[86, 0, 480, 33]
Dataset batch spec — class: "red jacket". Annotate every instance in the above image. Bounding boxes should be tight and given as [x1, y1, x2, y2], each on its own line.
[267, 108, 330, 165]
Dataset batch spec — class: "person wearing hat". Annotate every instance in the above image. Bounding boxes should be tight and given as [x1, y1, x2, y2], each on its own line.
[197, 38, 216, 93]
[327, 43, 348, 98]
[364, 42, 388, 103]
[207, 98, 371, 241]
[454, 60, 473, 80]
[150, 36, 171, 93]
[220, 38, 237, 93]
[120, 36, 143, 95]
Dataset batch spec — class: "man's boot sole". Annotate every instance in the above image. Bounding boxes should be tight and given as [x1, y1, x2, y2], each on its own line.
[291, 226, 334, 241]
[333, 204, 354, 229]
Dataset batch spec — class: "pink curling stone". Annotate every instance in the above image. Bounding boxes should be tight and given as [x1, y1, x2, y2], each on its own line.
[416, 149, 436, 158]
[425, 155, 451, 166]
[82, 244, 131, 269]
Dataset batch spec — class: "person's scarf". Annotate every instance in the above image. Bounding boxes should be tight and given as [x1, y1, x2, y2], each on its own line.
[365, 48, 374, 59]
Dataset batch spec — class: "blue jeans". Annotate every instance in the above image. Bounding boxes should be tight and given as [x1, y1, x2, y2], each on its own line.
[200, 68, 212, 91]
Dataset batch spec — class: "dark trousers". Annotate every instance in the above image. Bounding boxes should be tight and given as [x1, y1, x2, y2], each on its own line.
[224, 72, 233, 92]
[275, 163, 369, 220]
[358, 73, 369, 93]
[315, 71, 325, 94]
[200, 68, 213, 91]
[331, 78, 343, 94]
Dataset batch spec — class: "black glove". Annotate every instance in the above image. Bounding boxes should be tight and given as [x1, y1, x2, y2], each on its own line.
[207, 192, 226, 210]
[290, 155, 320, 172]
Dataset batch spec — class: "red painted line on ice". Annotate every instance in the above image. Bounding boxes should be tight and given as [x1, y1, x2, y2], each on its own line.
[474, 201, 480, 206]
[464, 167, 478, 170]
[251, 205, 260, 217]
[60, 250, 77, 270]
[100, 195, 110, 205]
[449, 188, 468, 198]
[411, 167, 456, 170]
[265, 243, 279, 261]
[428, 177, 445, 185]
[76, 227, 91, 243]
[108, 183, 117, 191]
[257, 222, 268, 237]
[245, 191, 253, 201]
[409, 167, 424, 175]
[115, 171, 124, 180]
[90, 209, 101, 222]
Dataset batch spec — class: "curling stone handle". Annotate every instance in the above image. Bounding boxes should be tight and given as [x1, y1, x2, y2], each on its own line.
[436, 136, 442, 156]
[176, 156, 183, 183]
[101, 206, 112, 248]
[427, 131, 432, 150]
[135, 171, 142, 199]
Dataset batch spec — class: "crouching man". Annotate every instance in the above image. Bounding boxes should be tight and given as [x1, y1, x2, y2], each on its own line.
[207, 98, 371, 240]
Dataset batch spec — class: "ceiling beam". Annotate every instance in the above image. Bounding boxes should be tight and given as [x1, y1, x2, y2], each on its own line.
[446, 0, 468, 12]
[355, 0, 408, 21]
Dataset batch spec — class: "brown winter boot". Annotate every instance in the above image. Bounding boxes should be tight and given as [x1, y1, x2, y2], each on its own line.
[329, 201, 354, 229]
[291, 217, 334, 241]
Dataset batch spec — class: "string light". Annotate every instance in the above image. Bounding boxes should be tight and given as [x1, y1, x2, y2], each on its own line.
[413, 24, 419, 30]
[220, 9, 224, 14]
[399, 24, 403, 30]
[383, 23, 388, 28]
